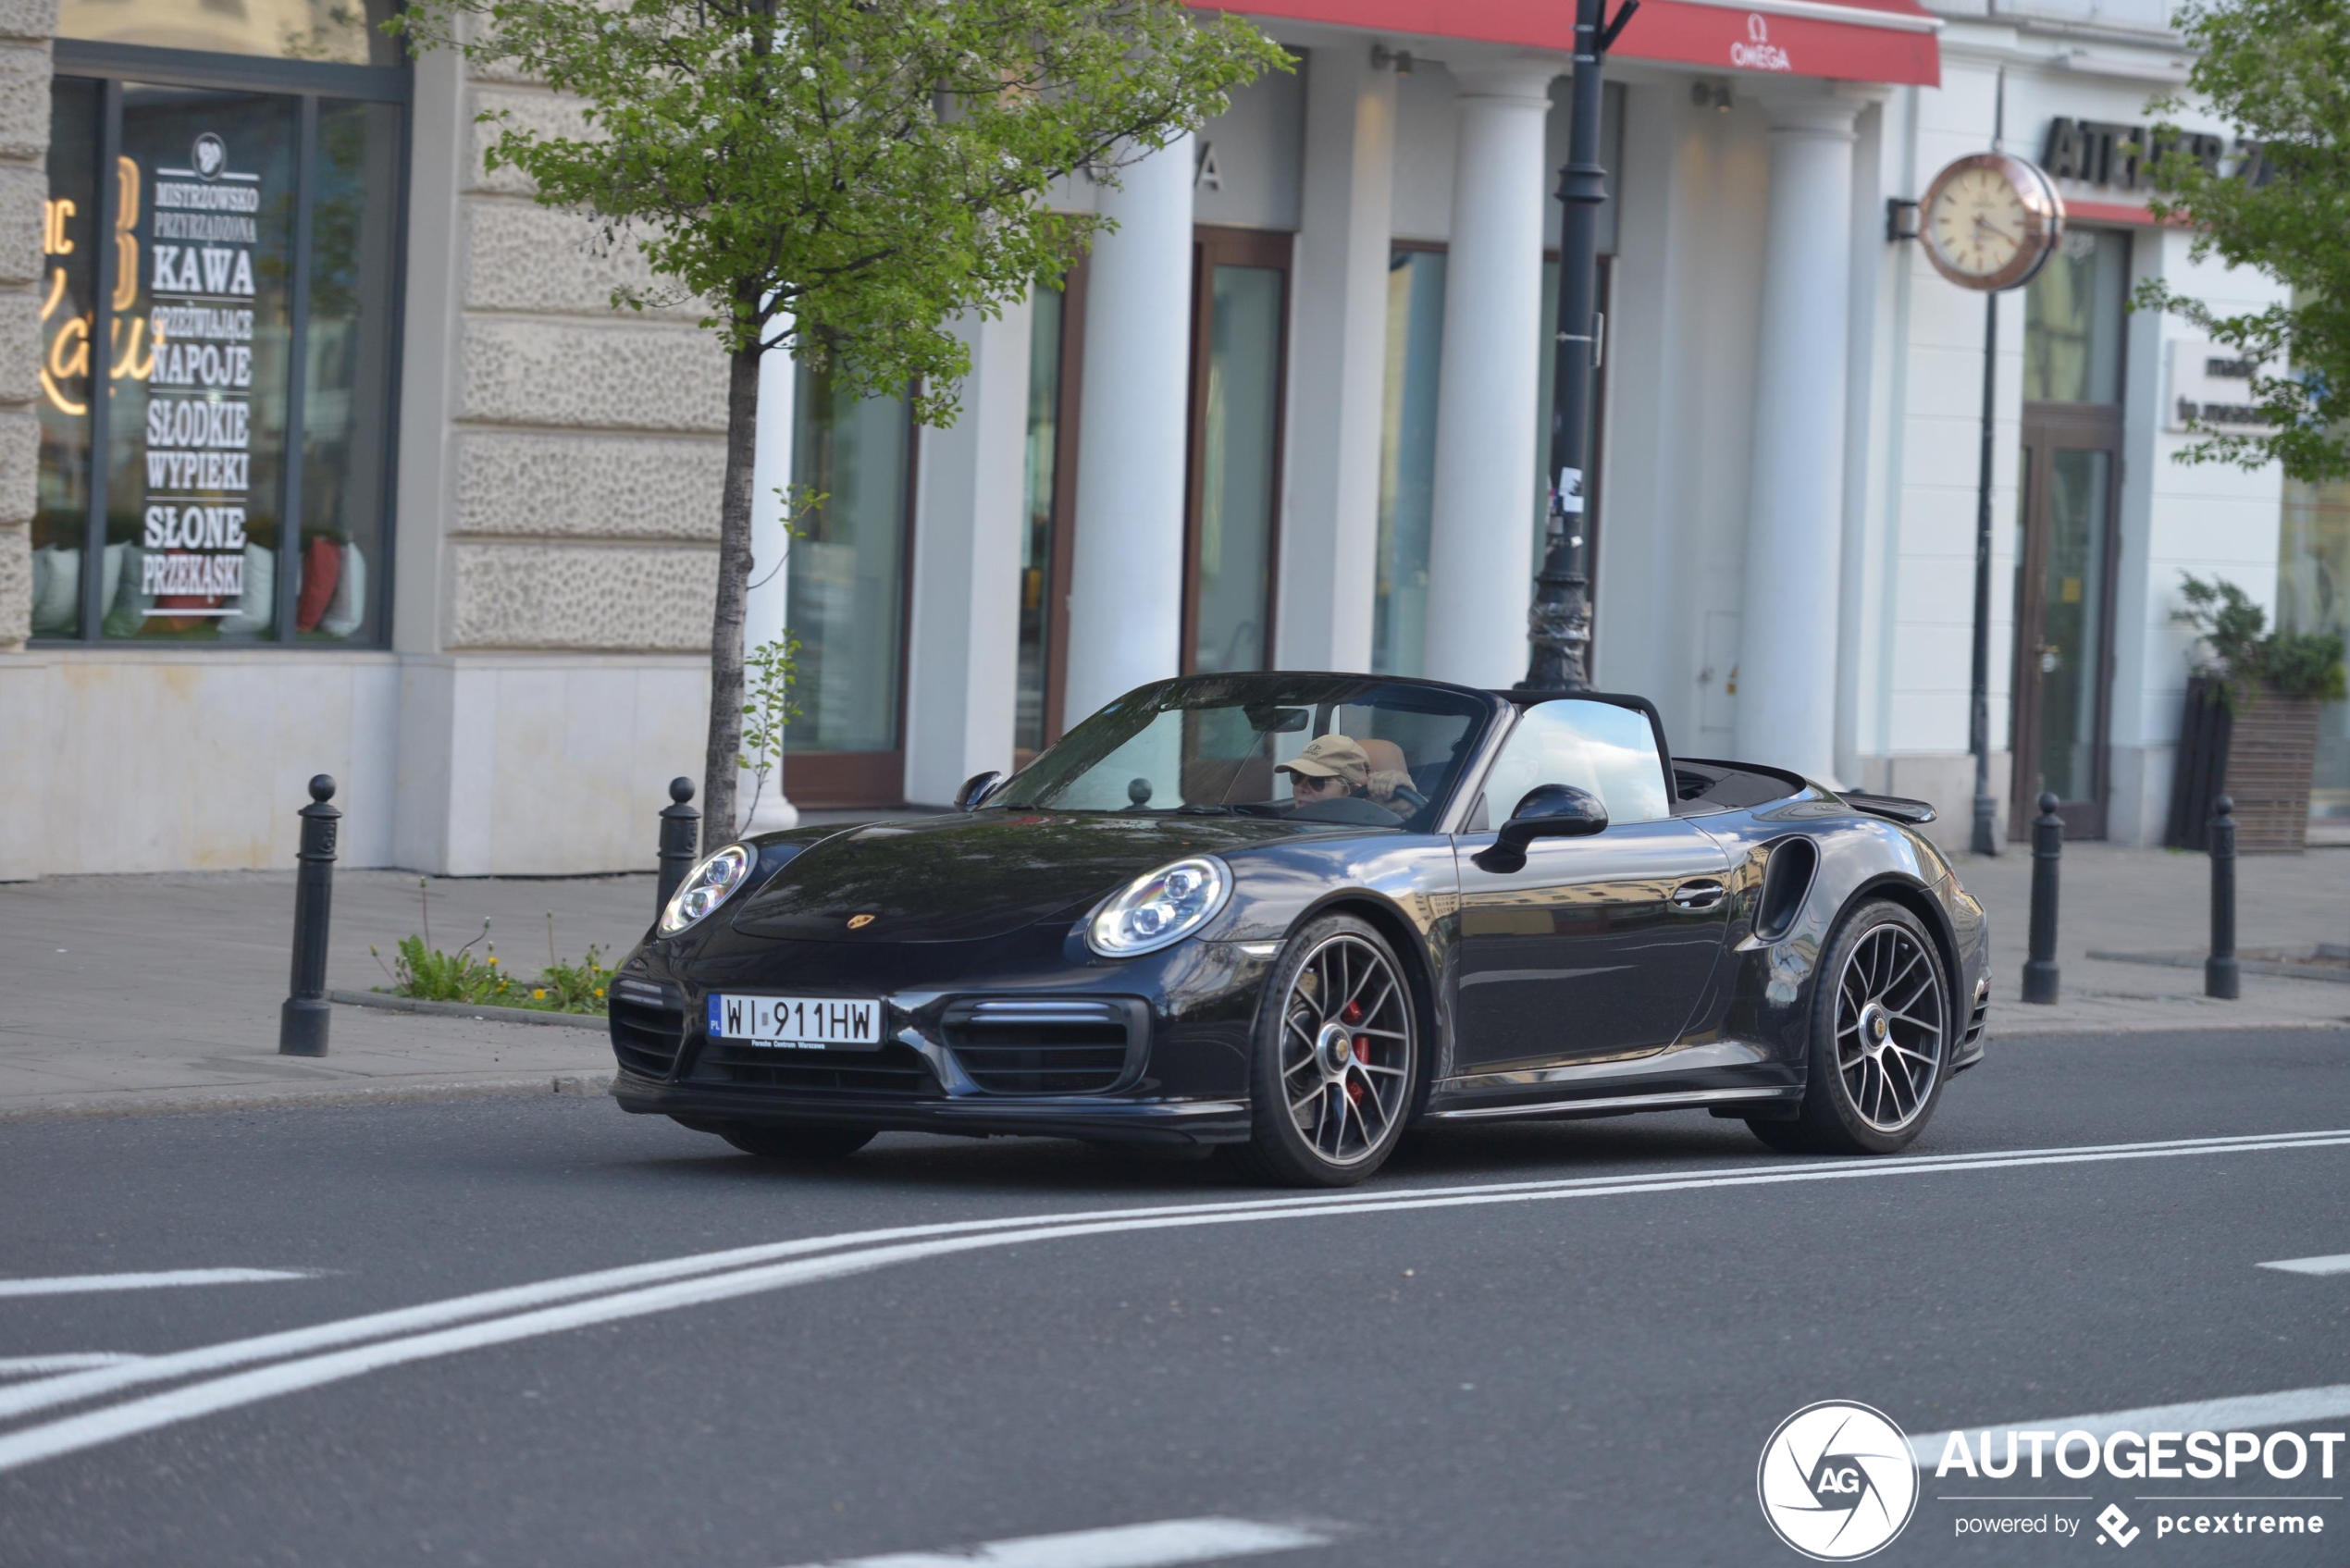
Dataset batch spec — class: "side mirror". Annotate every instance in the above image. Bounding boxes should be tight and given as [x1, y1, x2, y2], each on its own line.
[953, 770, 1003, 812]
[1472, 784, 1608, 873]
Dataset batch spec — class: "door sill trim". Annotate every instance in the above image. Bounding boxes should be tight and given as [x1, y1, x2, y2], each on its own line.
[1423, 1086, 1788, 1122]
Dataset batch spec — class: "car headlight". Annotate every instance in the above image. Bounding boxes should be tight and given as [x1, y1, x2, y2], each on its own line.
[1087, 856, 1231, 957]
[659, 844, 753, 935]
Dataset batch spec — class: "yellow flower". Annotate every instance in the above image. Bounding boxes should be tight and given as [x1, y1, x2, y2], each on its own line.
[593, 987, 605, 997]
[532, 988, 547, 1000]
[488, 956, 499, 966]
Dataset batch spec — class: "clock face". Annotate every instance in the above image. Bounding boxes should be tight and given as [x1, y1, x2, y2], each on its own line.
[1919, 154, 2063, 292]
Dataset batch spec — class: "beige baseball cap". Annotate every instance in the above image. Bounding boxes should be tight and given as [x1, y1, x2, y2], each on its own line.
[1278, 735, 1370, 788]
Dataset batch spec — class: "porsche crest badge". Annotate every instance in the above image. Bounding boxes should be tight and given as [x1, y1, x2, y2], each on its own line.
[847, 913, 876, 930]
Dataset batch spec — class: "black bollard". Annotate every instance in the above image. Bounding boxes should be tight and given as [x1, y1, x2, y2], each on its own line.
[657, 777, 700, 917]
[2206, 794, 2240, 1000]
[2022, 791, 2062, 1004]
[278, 774, 340, 1056]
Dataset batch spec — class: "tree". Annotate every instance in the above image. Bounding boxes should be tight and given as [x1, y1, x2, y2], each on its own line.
[2136, 0, 2350, 483]
[395, 0, 1285, 846]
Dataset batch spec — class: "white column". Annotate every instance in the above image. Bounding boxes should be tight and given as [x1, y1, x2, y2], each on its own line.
[1275, 47, 1396, 673]
[739, 327, 800, 832]
[903, 302, 1033, 805]
[1062, 134, 1194, 722]
[1735, 94, 1866, 786]
[1422, 63, 1556, 690]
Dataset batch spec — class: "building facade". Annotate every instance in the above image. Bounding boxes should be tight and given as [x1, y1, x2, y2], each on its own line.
[1, 0, 2339, 878]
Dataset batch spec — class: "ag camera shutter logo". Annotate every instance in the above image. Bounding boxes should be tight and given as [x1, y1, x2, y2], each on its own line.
[1758, 1401, 1919, 1560]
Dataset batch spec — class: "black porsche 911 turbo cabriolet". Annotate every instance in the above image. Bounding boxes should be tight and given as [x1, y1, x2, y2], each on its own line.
[608, 673, 1988, 1186]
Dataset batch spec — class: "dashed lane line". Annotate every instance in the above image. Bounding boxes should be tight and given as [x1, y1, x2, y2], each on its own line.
[0, 1269, 314, 1299]
[2258, 1253, 2350, 1277]
[0, 1355, 143, 1377]
[1, 1129, 2347, 1476]
[771, 1516, 1331, 1568]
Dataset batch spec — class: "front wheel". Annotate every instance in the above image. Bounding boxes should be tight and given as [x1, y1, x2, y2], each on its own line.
[718, 1123, 877, 1161]
[1748, 898, 1949, 1156]
[1223, 915, 1419, 1187]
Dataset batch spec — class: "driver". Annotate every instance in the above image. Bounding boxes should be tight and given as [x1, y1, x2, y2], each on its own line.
[1278, 735, 1409, 814]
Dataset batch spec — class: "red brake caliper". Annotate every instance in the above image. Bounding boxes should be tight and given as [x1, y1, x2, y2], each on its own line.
[1342, 999, 1367, 1104]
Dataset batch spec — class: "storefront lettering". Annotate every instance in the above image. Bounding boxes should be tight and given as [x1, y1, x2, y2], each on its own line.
[138, 131, 264, 621]
[2042, 117, 2269, 191]
[1729, 14, 1791, 73]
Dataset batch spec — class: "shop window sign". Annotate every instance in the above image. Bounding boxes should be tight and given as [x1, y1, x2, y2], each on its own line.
[33, 64, 404, 648]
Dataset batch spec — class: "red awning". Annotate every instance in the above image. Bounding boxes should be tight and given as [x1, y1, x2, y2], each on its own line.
[1206, 0, 1940, 88]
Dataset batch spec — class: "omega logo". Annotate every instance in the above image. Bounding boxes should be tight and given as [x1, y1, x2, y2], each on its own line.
[1730, 12, 1792, 71]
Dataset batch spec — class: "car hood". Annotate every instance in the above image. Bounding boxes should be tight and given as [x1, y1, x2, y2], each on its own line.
[725, 811, 1313, 944]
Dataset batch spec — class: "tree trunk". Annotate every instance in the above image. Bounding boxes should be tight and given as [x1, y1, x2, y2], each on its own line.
[701, 335, 763, 853]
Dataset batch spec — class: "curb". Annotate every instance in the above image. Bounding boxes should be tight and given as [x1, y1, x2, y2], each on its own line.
[0, 1072, 616, 1123]
[1988, 1015, 2350, 1039]
[328, 989, 610, 1031]
[2085, 951, 2350, 987]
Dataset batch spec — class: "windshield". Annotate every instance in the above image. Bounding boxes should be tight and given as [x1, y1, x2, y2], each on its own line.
[992, 675, 1493, 832]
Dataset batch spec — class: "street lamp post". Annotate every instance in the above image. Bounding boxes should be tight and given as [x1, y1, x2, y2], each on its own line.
[1518, 0, 1635, 698]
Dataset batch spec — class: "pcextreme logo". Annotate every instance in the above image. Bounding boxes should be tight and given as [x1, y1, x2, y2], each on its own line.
[1758, 1401, 1921, 1561]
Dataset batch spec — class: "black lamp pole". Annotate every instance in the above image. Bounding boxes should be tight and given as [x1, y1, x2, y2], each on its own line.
[1519, 0, 1634, 697]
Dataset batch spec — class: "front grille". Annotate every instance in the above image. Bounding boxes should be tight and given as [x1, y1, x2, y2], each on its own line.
[941, 998, 1137, 1095]
[698, 1041, 939, 1096]
[609, 976, 686, 1079]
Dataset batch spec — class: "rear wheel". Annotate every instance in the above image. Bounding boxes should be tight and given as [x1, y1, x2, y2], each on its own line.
[1223, 915, 1418, 1187]
[717, 1123, 877, 1161]
[1748, 898, 1948, 1155]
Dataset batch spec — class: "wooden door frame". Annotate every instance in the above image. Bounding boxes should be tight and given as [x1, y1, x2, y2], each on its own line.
[782, 384, 921, 809]
[1181, 225, 1293, 675]
[2008, 400, 2125, 839]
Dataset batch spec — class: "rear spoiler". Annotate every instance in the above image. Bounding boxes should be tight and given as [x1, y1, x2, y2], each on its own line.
[1841, 792, 1936, 826]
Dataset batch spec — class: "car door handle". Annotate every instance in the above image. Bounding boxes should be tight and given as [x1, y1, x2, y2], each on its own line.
[1671, 880, 1726, 910]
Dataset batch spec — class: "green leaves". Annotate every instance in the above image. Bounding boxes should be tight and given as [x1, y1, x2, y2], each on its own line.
[397, 0, 1288, 424]
[2173, 571, 2350, 705]
[2137, 0, 2350, 482]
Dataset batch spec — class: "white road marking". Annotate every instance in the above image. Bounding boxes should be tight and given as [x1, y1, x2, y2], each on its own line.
[2259, 1253, 2350, 1276]
[3, 1129, 2347, 1475]
[1908, 1384, 2350, 1464]
[773, 1516, 1330, 1568]
[0, 1269, 313, 1299]
[0, 1355, 143, 1377]
[6, 1126, 2327, 1430]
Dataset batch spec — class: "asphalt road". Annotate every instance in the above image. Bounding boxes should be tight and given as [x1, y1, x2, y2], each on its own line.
[3, 1026, 2349, 1567]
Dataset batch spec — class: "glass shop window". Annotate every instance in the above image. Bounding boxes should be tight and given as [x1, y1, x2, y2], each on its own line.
[788, 363, 913, 757]
[59, 0, 406, 68]
[34, 72, 405, 647]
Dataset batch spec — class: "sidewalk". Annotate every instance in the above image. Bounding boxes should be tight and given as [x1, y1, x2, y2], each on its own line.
[3, 838, 2344, 1118]
[1952, 840, 2350, 1036]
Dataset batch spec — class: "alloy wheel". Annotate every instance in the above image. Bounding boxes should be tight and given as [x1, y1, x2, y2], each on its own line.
[1834, 922, 1945, 1133]
[1277, 932, 1413, 1167]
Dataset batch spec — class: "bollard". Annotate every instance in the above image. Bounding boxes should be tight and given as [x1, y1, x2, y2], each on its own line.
[657, 776, 700, 917]
[2206, 794, 2240, 1000]
[2022, 791, 2062, 1004]
[278, 774, 340, 1057]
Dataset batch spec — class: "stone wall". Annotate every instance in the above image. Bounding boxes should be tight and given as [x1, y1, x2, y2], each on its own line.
[439, 58, 729, 654]
[0, 0, 48, 651]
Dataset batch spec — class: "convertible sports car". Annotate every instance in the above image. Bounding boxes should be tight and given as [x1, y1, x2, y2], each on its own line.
[608, 673, 1989, 1186]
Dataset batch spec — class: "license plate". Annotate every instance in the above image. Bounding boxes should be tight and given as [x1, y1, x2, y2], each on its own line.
[706, 994, 884, 1051]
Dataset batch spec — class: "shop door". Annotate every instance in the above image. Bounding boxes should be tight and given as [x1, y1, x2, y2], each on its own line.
[2010, 227, 2131, 840]
[1183, 227, 1291, 675]
[2010, 403, 2122, 838]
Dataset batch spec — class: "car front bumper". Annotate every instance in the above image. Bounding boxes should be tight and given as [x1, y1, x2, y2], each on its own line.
[610, 1068, 1254, 1145]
